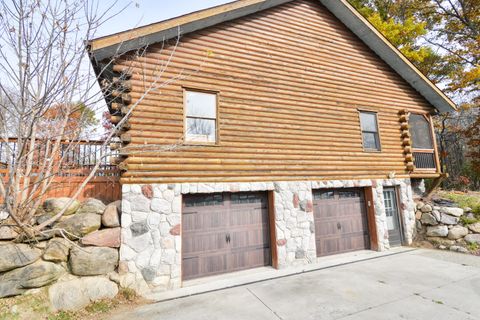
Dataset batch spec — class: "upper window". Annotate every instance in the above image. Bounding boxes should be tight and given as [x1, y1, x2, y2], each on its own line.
[409, 114, 433, 149]
[185, 90, 217, 143]
[359, 111, 381, 151]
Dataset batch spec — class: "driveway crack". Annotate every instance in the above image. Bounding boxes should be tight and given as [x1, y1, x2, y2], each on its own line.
[246, 287, 284, 320]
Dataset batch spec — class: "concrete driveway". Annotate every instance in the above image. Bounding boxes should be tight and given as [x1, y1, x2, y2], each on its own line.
[110, 249, 480, 320]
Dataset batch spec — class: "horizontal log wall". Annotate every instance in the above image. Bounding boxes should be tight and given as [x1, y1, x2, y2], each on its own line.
[115, 0, 435, 184]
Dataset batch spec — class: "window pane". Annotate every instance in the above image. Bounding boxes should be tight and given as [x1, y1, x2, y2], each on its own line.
[186, 91, 216, 118]
[313, 190, 334, 200]
[409, 114, 433, 149]
[338, 190, 360, 198]
[363, 132, 380, 150]
[186, 118, 216, 142]
[185, 194, 223, 207]
[360, 112, 378, 132]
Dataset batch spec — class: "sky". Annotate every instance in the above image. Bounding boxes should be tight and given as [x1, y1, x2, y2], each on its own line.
[96, 0, 236, 38]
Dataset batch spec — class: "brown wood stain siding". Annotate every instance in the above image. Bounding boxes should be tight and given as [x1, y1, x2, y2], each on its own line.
[117, 0, 436, 184]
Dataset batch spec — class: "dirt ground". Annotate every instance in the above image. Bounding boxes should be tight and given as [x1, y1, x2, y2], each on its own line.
[0, 287, 149, 320]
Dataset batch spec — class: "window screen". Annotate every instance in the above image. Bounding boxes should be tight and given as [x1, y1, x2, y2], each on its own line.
[409, 114, 433, 149]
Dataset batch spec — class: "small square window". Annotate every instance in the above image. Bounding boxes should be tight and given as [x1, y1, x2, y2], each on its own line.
[185, 90, 217, 143]
[359, 111, 381, 151]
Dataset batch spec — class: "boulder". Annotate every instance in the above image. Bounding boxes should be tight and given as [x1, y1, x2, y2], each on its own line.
[440, 207, 464, 217]
[0, 261, 64, 298]
[426, 225, 448, 237]
[0, 210, 9, 221]
[415, 210, 422, 220]
[449, 245, 469, 253]
[0, 243, 41, 273]
[49, 276, 118, 311]
[55, 212, 101, 238]
[465, 234, 480, 245]
[439, 213, 459, 225]
[43, 238, 72, 262]
[420, 204, 433, 213]
[69, 246, 118, 276]
[35, 214, 52, 226]
[0, 226, 18, 240]
[416, 202, 425, 210]
[468, 222, 480, 234]
[420, 212, 438, 225]
[102, 201, 121, 227]
[465, 212, 476, 220]
[76, 198, 106, 215]
[43, 198, 80, 216]
[447, 226, 469, 240]
[80, 228, 121, 248]
[432, 210, 441, 222]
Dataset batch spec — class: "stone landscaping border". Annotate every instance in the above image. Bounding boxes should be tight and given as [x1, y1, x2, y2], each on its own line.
[414, 199, 480, 253]
[0, 198, 122, 311]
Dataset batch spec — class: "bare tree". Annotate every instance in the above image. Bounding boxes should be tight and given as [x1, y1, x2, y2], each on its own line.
[0, 0, 209, 240]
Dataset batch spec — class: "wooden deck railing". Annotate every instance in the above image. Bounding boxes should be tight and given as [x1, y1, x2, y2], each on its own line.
[0, 139, 121, 203]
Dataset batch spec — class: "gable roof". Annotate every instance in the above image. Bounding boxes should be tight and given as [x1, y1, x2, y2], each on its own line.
[88, 0, 457, 113]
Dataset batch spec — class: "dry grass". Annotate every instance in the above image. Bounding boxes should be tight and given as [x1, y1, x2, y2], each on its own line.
[0, 288, 148, 320]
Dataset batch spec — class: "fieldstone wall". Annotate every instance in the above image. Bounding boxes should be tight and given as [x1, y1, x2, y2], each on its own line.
[0, 197, 122, 311]
[273, 181, 316, 267]
[121, 178, 415, 294]
[120, 184, 182, 294]
[414, 199, 480, 253]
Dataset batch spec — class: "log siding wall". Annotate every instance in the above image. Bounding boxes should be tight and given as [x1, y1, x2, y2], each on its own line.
[116, 0, 435, 184]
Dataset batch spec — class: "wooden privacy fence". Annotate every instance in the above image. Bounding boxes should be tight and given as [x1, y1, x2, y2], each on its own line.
[0, 139, 121, 204]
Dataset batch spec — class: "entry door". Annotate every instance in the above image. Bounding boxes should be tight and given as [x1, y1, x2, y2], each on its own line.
[182, 192, 271, 280]
[383, 188, 403, 247]
[313, 188, 370, 257]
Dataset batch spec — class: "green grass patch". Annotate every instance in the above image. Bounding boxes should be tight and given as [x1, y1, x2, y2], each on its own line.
[440, 192, 480, 216]
[47, 311, 76, 320]
[84, 300, 113, 314]
[467, 242, 479, 252]
[460, 215, 479, 226]
[119, 288, 138, 302]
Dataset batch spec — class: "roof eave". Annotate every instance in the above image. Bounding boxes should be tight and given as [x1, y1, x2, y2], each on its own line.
[319, 0, 457, 113]
[88, 0, 293, 61]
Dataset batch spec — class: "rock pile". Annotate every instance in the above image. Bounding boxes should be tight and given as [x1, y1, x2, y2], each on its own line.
[415, 200, 480, 253]
[0, 197, 122, 311]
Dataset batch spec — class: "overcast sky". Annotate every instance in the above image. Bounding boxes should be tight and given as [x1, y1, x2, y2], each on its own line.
[96, 0, 235, 38]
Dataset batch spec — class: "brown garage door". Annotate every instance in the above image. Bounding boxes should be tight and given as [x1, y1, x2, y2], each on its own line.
[313, 188, 370, 257]
[182, 192, 271, 280]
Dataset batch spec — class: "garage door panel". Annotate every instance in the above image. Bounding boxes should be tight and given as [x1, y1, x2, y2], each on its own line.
[313, 188, 370, 257]
[315, 221, 338, 237]
[183, 233, 230, 256]
[183, 253, 230, 280]
[182, 214, 229, 232]
[182, 192, 271, 281]
[229, 248, 271, 272]
[230, 227, 270, 249]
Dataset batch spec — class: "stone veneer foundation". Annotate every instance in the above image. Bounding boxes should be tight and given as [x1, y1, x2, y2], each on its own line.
[120, 178, 415, 294]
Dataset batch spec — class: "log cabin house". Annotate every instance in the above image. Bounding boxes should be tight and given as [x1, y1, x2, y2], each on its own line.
[87, 0, 456, 293]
